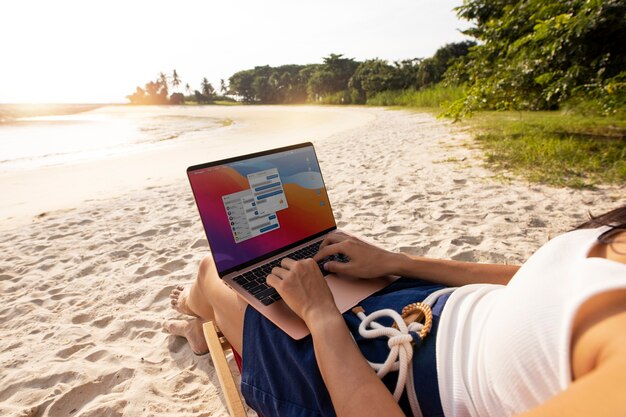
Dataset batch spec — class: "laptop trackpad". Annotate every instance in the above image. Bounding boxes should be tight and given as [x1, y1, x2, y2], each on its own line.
[328, 274, 399, 313]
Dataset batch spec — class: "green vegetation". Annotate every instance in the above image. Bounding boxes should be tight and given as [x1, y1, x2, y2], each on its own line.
[367, 0, 626, 189]
[458, 112, 626, 187]
[444, 0, 626, 117]
[127, 41, 474, 106]
[126, 1, 625, 115]
[227, 43, 474, 104]
[368, 85, 465, 108]
[228, 64, 310, 103]
[213, 100, 241, 106]
[127, 70, 227, 105]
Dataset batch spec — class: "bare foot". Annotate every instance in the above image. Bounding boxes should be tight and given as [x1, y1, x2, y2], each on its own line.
[170, 285, 197, 317]
[163, 318, 209, 355]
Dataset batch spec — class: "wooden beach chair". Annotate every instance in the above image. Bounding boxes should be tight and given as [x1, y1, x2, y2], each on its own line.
[202, 321, 249, 417]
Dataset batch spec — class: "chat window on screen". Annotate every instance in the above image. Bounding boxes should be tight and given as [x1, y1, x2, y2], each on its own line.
[221, 168, 288, 243]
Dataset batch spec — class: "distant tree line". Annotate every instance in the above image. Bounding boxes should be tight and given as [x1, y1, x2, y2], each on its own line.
[127, 70, 231, 105]
[228, 42, 475, 104]
[127, 0, 624, 116]
[125, 41, 474, 106]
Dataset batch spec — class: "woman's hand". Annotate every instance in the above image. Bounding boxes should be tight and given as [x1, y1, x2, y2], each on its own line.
[313, 232, 397, 278]
[268, 252, 407, 417]
[266, 258, 340, 326]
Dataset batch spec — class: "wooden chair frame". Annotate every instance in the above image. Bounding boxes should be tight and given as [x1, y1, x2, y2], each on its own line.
[203, 321, 248, 417]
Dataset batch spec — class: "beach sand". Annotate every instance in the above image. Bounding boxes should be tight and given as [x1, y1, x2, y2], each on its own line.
[0, 105, 376, 227]
[0, 107, 623, 416]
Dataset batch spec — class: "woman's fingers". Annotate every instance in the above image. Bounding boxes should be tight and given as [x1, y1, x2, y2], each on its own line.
[269, 258, 299, 285]
[280, 257, 296, 270]
[323, 260, 349, 274]
[266, 273, 282, 289]
[313, 246, 332, 262]
[313, 240, 349, 262]
[266, 258, 333, 324]
[319, 232, 348, 250]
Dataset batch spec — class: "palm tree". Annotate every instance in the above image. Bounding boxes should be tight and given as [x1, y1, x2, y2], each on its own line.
[201, 77, 215, 99]
[185, 83, 192, 97]
[158, 72, 169, 97]
[172, 69, 181, 92]
[220, 79, 228, 96]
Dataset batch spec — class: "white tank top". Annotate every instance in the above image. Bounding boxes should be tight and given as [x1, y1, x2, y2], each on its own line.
[436, 227, 626, 417]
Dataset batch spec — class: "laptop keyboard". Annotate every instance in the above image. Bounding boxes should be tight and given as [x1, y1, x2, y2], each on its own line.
[232, 240, 349, 306]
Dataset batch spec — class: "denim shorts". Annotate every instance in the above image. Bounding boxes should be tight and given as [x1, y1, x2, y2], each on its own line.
[241, 278, 450, 417]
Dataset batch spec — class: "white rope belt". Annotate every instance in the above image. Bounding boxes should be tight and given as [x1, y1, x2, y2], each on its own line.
[352, 287, 456, 417]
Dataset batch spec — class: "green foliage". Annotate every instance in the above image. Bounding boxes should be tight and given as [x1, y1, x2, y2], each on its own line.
[158, 72, 169, 98]
[317, 90, 354, 105]
[348, 43, 475, 104]
[212, 99, 239, 106]
[563, 71, 626, 117]
[227, 57, 350, 104]
[229, 70, 257, 102]
[459, 111, 626, 187]
[229, 65, 310, 103]
[350, 59, 402, 103]
[126, 78, 169, 105]
[127, 70, 220, 105]
[171, 69, 181, 90]
[127, 41, 474, 106]
[225, 43, 473, 105]
[194, 90, 211, 104]
[307, 54, 360, 100]
[201, 78, 215, 101]
[169, 92, 185, 105]
[445, 0, 626, 116]
[416, 41, 475, 88]
[367, 85, 466, 108]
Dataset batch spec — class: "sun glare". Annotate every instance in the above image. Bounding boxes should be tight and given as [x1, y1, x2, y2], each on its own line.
[1, 0, 469, 103]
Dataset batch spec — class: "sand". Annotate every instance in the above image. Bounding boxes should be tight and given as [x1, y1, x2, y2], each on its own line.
[0, 107, 623, 417]
[0, 105, 375, 227]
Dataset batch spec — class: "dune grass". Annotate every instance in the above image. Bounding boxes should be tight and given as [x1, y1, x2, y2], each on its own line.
[457, 111, 626, 188]
[212, 100, 242, 106]
[367, 85, 465, 109]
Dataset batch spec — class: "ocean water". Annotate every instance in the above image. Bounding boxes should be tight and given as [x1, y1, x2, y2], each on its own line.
[0, 105, 225, 170]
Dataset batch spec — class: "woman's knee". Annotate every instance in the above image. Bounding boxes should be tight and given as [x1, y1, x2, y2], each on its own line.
[197, 255, 219, 287]
[199, 255, 214, 272]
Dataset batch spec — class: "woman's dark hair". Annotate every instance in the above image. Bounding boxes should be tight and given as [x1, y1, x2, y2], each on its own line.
[576, 204, 626, 243]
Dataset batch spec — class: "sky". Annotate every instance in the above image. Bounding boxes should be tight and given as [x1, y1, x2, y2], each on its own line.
[0, 0, 472, 103]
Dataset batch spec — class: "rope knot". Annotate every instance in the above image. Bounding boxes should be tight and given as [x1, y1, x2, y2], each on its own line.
[351, 287, 458, 417]
[387, 333, 413, 348]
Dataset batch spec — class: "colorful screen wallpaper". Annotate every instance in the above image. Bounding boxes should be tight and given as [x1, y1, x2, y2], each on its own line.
[188, 146, 336, 274]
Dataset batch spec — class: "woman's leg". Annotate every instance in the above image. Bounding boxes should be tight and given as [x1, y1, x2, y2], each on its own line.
[165, 256, 246, 354]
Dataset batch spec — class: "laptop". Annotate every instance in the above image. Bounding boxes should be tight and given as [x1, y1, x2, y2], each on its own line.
[187, 142, 396, 339]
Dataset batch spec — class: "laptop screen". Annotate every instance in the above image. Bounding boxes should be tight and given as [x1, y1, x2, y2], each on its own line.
[188, 143, 336, 275]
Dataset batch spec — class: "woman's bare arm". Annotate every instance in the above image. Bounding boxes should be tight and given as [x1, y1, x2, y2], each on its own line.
[267, 258, 405, 417]
[517, 305, 626, 417]
[391, 253, 519, 286]
[308, 309, 405, 417]
[315, 232, 519, 286]
[517, 233, 626, 416]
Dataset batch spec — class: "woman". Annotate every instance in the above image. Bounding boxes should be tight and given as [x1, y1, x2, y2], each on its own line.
[165, 205, 626, 417]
